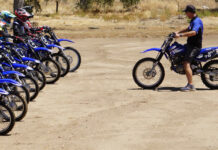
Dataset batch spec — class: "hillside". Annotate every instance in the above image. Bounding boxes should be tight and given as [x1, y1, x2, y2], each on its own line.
[2, 0, 218, 38]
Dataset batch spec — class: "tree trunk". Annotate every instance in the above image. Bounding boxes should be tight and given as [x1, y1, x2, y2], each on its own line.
[14, 0, 24, 12]
[56, 0, 59, 13]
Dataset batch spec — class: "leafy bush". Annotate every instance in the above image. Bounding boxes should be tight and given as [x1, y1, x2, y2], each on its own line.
[25, 0, 42, 12]
[77, 0, 114, 11]
[120, 0, 140, 8]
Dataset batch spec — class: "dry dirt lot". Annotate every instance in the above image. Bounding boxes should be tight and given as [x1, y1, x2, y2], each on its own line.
[0, 36, 217, 150]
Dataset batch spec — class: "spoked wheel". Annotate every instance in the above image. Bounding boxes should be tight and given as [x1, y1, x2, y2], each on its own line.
[20, 76, 39, 101]
[52, 53, 70, 77]
[40, 58, 61, 84]
[63, 47, 81, 72]
[132, 58, 165, 89]
[5, 93, 28, 121]
[12, 86, 30, 104]
[0, 102, 15, 135]
[30, 70, 46, 91]
[201, 60, 218, 89]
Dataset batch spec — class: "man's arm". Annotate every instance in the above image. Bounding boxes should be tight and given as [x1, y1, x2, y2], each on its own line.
[175, 30, 196, 38]
[179, 31, 196, 37]
[176, 19, 202, 38]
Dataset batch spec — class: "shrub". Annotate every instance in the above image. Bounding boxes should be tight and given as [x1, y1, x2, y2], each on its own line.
[120, 0, 140, 8]
[77, 0, 114, 11]
[25, 0, 42, 12]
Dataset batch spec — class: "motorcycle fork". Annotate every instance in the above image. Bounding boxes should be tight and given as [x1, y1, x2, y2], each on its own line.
[152, 52, 164, 69]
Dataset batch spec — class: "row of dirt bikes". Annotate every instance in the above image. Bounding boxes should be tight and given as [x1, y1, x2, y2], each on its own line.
[0, 8, 81, 135]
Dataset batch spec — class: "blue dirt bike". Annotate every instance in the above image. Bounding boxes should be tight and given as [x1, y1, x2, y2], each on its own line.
[1, 42, 46, 91]
[0, 78, 28, 122]
[132, 33, 218, 89]
[31, 31, 70, 77]
[15, 36, 61, 84]
[42, 27, 81, 72]
[0, 48, 39, 101]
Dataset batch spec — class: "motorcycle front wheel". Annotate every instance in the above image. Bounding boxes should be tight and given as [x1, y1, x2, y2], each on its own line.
[40, 58, 61, 84]
[6, 93, 28, 121]
[0, 102, 15, 135]
[52, 53, 70, 77]
[30, 70, 46, 91]
[63, 47, 81, 72]
[132, 57, 165, 89]
[12, 85, 30, 104]
[20, 76, 39, 101]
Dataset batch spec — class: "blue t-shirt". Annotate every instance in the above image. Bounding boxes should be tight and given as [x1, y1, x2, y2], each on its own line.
[187, 16, 204, 48]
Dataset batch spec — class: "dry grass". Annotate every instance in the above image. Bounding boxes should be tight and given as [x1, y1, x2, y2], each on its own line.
[73, 0, 179, 22]
[2, 0, 218, 39]
[1, 0, 218, 22]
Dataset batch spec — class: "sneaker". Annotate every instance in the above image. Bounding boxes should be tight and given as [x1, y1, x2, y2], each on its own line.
[181, 84, 196, 92]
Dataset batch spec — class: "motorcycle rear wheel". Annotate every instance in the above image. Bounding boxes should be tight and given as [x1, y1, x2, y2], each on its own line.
[201, 59, 218, 89]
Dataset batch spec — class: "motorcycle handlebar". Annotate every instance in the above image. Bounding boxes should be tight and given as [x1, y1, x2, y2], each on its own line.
[168, 32, 176, 38]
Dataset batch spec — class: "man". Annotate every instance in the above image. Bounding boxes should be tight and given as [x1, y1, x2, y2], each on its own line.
[175, 5, 204, 91]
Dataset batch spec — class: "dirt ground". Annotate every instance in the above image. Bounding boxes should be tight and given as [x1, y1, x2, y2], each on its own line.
[0, 35, 218, 150]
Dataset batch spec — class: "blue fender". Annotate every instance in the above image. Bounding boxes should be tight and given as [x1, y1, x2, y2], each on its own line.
[2, 70, 25, 77]
[141, 48, 162, 53]
[0, 79, 22, 87]
[22, 57, 40, 63]
[12, 63, 33, 71]
[14, 57, 22, 63]
[2, 62, 11, 67]
[0, 88, 9, 95]
[46, 44, 63, 50]
[58, 39, 74, 43]
[141, 48, 169, 59]
[5, 42, 14, 45]
[200, 47, 218, 54]
[34, 47, 53, 53]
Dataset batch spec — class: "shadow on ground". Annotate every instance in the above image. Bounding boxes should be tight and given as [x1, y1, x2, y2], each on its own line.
[129, 87, 213, 92]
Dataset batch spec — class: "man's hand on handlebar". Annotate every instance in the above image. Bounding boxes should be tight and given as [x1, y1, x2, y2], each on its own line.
[175, 33, 181, 38]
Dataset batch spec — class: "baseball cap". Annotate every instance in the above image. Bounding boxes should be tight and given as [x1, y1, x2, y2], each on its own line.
[183, 5, 196, 13]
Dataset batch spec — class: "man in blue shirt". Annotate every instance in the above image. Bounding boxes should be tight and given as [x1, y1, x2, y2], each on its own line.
[175, 5, 204, 91]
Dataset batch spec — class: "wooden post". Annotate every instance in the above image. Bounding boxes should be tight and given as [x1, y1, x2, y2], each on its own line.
[14, 0, 24, 12]
[56, 0, 59, 13]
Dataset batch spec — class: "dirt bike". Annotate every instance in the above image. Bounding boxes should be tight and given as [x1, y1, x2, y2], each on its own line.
[0, 49, 39, 101]
[31, 31, 70, 77]
[15, 36, 61, 84]
[0, 78, 28, 121]
[43, 27, 81, 72]
[132, 33, 218, 89]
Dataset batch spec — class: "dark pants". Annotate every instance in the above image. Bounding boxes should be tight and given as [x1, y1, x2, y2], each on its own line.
[184, 44, 201, 63]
